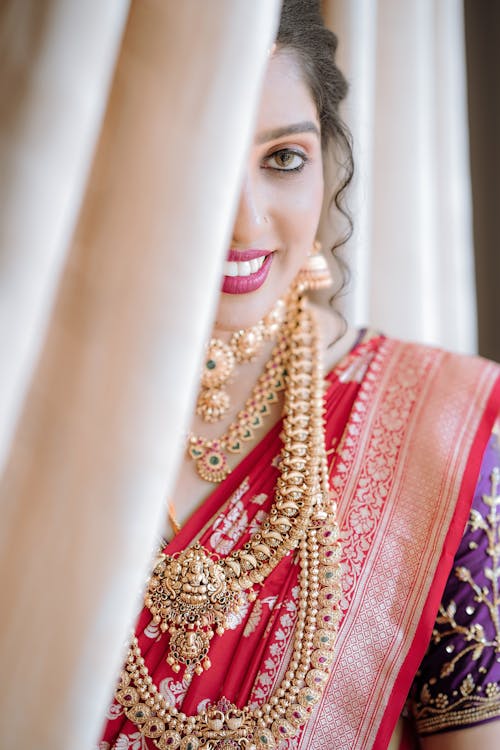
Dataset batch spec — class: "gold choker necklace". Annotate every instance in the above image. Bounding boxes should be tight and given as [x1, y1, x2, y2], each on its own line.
[187, 333, 287, 483]
[196, 299, 286, 424]
[117, 287, 342, 749]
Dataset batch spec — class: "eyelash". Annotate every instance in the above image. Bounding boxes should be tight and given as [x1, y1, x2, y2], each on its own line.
[262, 148, 308, 174]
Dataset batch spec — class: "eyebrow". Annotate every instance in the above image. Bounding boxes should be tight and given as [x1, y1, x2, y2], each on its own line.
[255, 121, 320, 144]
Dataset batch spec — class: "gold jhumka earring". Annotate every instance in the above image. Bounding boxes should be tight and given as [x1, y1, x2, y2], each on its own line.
[296, 240, 333, 292]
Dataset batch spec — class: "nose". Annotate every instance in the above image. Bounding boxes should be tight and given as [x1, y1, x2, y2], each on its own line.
[231, 172, 268, 245]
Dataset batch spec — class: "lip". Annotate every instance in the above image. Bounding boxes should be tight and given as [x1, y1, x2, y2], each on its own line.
[222, 253, 274, 294]
[226, 248, 272, 262]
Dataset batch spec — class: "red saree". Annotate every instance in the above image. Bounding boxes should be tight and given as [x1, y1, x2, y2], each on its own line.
[99, 335, 500, 750]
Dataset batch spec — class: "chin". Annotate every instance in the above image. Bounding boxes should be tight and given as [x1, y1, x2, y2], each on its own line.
[215, 287, 288, 331]
[215, 263, 299, 332]
[215, 295, 273, 332]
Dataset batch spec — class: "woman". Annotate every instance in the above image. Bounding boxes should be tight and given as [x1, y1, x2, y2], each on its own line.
[99, 1, 500, 748]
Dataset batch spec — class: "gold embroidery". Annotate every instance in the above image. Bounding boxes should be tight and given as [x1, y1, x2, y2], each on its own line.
[412, 465, 500, 734]
[243, 598, 263, 637]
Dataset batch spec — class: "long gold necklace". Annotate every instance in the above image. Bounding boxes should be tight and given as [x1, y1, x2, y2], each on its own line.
[147, 291, 318, 677]
[117, 287, 342, 749]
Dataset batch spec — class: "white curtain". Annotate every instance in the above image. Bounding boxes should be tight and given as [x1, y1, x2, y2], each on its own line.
[0, 2, 280, 748]
[323, 0, 477, 354]
[0, 0, 130, 476]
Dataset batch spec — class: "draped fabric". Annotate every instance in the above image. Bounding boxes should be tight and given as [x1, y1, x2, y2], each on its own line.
[321, 0, 477, 355]
[0, 3, 280, 748]
[99, 336, 500, 749]
[304, 341, 499, 749]
[0, 0, 130, 475]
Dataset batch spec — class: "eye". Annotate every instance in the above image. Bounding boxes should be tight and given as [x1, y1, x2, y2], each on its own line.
[263, 148, 307, 172]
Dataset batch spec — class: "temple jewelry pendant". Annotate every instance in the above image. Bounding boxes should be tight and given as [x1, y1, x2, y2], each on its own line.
[144, 544, 243, 682]
[187, 439, 231, 483]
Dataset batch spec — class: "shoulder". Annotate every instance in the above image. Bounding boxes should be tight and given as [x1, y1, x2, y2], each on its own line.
[385, 338, 500, 425]
[361, 334, 500, 400]
[328, 330, 500, 391]
[325, 333, 500, 505]
[409, 429, 500, 737]
[380, 335, 498, 371]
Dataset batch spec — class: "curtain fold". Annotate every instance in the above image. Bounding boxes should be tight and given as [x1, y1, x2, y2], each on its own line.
[0, 0, 130, 476]
[322, 0, 477, 354]
[0, 2, 280, 748]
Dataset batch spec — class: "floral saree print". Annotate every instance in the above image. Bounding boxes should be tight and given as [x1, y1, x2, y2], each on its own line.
[99, 335, 500, 750]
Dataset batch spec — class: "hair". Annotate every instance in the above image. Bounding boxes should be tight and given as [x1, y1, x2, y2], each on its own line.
[276, 0, 353, 305]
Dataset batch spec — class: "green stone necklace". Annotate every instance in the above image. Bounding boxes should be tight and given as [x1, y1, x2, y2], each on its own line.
[187, 331, 288, 483]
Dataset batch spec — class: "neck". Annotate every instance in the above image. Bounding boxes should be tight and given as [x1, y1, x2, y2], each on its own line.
[167, 301, 356, 535]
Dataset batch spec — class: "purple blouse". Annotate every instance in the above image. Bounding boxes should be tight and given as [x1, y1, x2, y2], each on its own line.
[409, 428, 500, 734]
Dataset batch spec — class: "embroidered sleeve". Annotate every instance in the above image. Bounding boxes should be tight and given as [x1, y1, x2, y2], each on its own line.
[409, 426, 500, 735]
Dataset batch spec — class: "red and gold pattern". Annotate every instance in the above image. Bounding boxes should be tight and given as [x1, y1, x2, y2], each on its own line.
[100, 337, 500, 750]
[304, 342, 500, 750]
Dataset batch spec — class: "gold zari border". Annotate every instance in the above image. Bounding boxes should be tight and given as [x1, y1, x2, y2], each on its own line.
[416, 696, 500, 734]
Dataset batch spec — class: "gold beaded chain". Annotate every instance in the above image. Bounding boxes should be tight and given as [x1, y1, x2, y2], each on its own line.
[117, 288, 342, 749]
[147, 292, 324, 679]
[118, 520, 341, 750]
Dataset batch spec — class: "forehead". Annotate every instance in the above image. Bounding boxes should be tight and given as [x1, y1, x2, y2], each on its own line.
[254, 50, 319, 138]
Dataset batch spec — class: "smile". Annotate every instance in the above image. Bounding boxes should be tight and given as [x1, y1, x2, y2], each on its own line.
[221, 251, 274, 294]
[223, 256, 267, 277]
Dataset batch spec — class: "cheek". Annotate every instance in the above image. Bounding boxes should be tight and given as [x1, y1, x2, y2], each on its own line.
[276, 165, 324, 240]
[297, 173, 324, 226]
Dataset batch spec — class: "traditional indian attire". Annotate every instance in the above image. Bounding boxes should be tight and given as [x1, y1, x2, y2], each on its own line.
[98, 334, 500, 750]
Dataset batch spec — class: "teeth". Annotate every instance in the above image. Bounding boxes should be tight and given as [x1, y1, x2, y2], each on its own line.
[249, 259, 260, 273]
[224, 255, 267, 277]
[225, 261, 238, 276]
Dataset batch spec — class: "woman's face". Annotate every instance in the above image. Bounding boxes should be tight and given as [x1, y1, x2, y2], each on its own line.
[214, 50, 324, 332]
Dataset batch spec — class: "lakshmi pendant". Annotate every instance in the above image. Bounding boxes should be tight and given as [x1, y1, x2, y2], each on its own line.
[145, 544, 244, 681]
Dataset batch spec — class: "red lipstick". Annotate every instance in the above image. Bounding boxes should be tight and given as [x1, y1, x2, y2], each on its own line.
[226, 249, 271, 262]
[222, 250, 274, 295]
